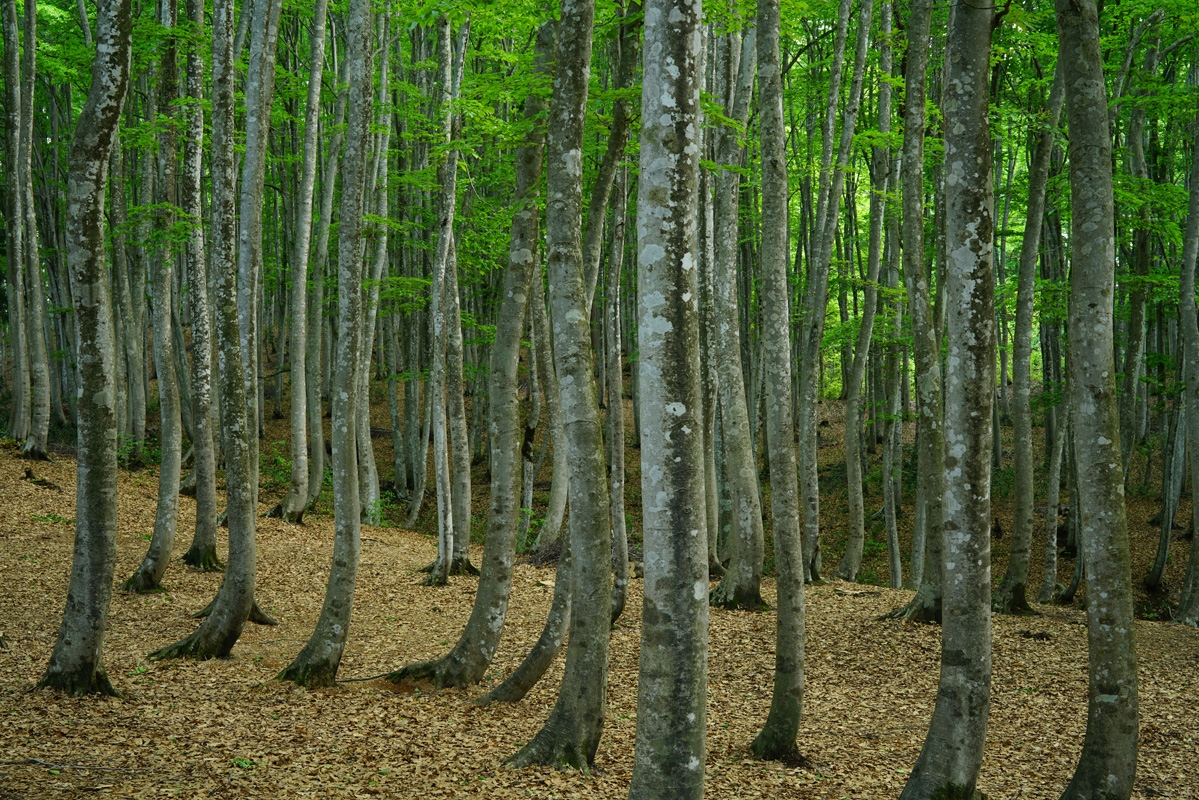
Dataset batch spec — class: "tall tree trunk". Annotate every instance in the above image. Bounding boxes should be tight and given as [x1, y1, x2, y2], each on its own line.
[749, 0, 806, 763]
[277, 0, 372, 688]
[1054, 0, 1140, 792]
[1176, 98, 1199, 629]
[148, 0, 264, 662]
[994, 66, 1065, 614]
[887, 0, 941, 623]
[2, 0, 31, 446]
[180, 0, 220, 571]
[607, 165, 629, 624]
[276, 0, 329, 523]
[798, 0, 872, 582]
[37, 0, 131, 696]
[628, 0, 707, 792]
[709, 27, 766, 611]
[386, 22, 552, 689]
[898, 1, 994, 796]
[835, 1, 892, 583]
[125, 0, 182, 594]
[506, 0, 612, 770]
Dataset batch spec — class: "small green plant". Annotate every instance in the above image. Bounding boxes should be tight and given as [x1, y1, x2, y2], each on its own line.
[231, 757, 256, 770]
[31, 513, 73, 525]
[260, 441, 291, 492]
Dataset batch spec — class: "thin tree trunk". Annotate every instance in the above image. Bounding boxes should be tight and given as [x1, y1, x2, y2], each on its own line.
[277, 0, 371, 688]
[2, 0, 31, 447]
[607, 164, 629, 624]
[898, 1, 994, 796]
[37, 0, 131, 696]
[996, 64, 1066, 612]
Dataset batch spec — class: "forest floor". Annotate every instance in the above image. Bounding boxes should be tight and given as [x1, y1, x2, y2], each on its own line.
[2, 393, 1199, 799]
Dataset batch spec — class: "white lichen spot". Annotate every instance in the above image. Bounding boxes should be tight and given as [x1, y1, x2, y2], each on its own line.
[688, 756, 700, 770]
[666, 402, 686, 416]
[694, 580, 705, 600]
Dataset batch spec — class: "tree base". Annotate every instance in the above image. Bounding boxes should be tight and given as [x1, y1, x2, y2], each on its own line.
[192, 597, 277, 625]
[448, 555, 480, 577]
[182, 544, 224, 572]
[148, 629, 224, 662]
[21, 440, 51, 461]
[750, 731, 812, 767]
[506, 719, 593, 771]
[708, 559, 726, 580]
[277, 655, 339, 688]
[991, 581, 1037, 615]
[37, 665, 121, 698]
[709, 581, 770, 612]
[386, 653, 476, 691]
[121, 568, 162, 594]
[881, 587, 942, 624]
[179, 469, 197, 497]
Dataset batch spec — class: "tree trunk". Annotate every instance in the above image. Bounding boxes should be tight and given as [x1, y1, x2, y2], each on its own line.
[607, 164, 630, 624]
[125, 0, 182, 594]
[1054, 0, 1141, 792]
[506, 0, 611, 770]
[709, 27, 766, 611]
[898, 1, 994, 796]
[148, 0, 265, 663]
[887, 0, 941, 623]
[749, 0, 806, 763]
[276, 0, 329, 523]
[993, 65, 1064, 614]
[2, 0, 31, 447]
[386, 22, 552, 690]
[37, 0, 131, 696]
[276, 0, 372, 688]
[798, 0, 872, 582]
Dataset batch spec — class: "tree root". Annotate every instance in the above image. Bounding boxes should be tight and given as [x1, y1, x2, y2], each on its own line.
[182, 545, 224, 572]
[20, 441, 51, 461]
[880, 588, 942, 624]
[277, 654, 338, 689]
[121, 568, 161, 594]
[991, 581, 1038, 615]
[37, 665, 121, 698]
[448, 555, 480, 577]
[505, 721, 593, 771]
[385, 655, 472, 691]
[709, 581, 770, 612]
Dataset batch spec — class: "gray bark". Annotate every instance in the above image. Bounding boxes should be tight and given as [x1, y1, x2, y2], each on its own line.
[607, 165, 629, 625]
[898, 1, 994, 797]
[38, 0, 131, 696]
[276, 0, 372, 689]
[1177, 97, 1199, 627]
[994, 66, 1065, 614]
[277, 0, 329, 523]
[180, 0, 220, 571]
[2, 0, 30, 446]
[628, 0, 708, 792]
[1054, 0, 1141, 792]
[709, 27, 766, 610]
[749, 0, 806, 763]
[798, 0, 872, 582]
[125, 0, 182, 594]
[506, 0, 611, 770]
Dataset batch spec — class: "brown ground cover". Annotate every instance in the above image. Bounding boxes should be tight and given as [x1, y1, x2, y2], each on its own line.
[1, 395, 1197, 799]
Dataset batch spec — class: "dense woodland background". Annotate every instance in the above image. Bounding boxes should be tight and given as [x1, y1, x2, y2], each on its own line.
[3, 0, 1199, 796]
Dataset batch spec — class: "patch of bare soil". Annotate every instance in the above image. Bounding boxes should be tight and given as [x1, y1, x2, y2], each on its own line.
[1, 407, 1197, 799]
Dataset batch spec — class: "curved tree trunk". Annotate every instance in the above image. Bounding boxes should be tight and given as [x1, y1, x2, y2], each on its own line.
[1054, 0, 1140, 792]
[38, 0, 131, 696]
[506, 0, 611, 771]
[834, 2, 891, 583]
[607, 164, 628, 625]
[994, 66, 1064, 614]
[148, 0, 270, 663]
[798, 0, 872, 583]
[529, 287, 568, 551]
[898, 2, 994, 797]
[386, 23, 552, 690]
[276, 0, 372, 688]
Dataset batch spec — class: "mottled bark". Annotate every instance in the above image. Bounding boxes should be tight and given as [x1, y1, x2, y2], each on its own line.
[1054, 0, 1141, 793]
[277, 0, 371, 688]
[607, 165, 629, 625]
[126, 0, 182, 594]
[148, 0, 260, 662]
[506, 0, 611, 770]
[1177, 99, 1199, 629]
[995, 66, 1064, 615]
[898, 2, 994, 797]
[37, 0, 131, 696]
[749, 0, 806, 763]
[2, 0, 30, 446]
